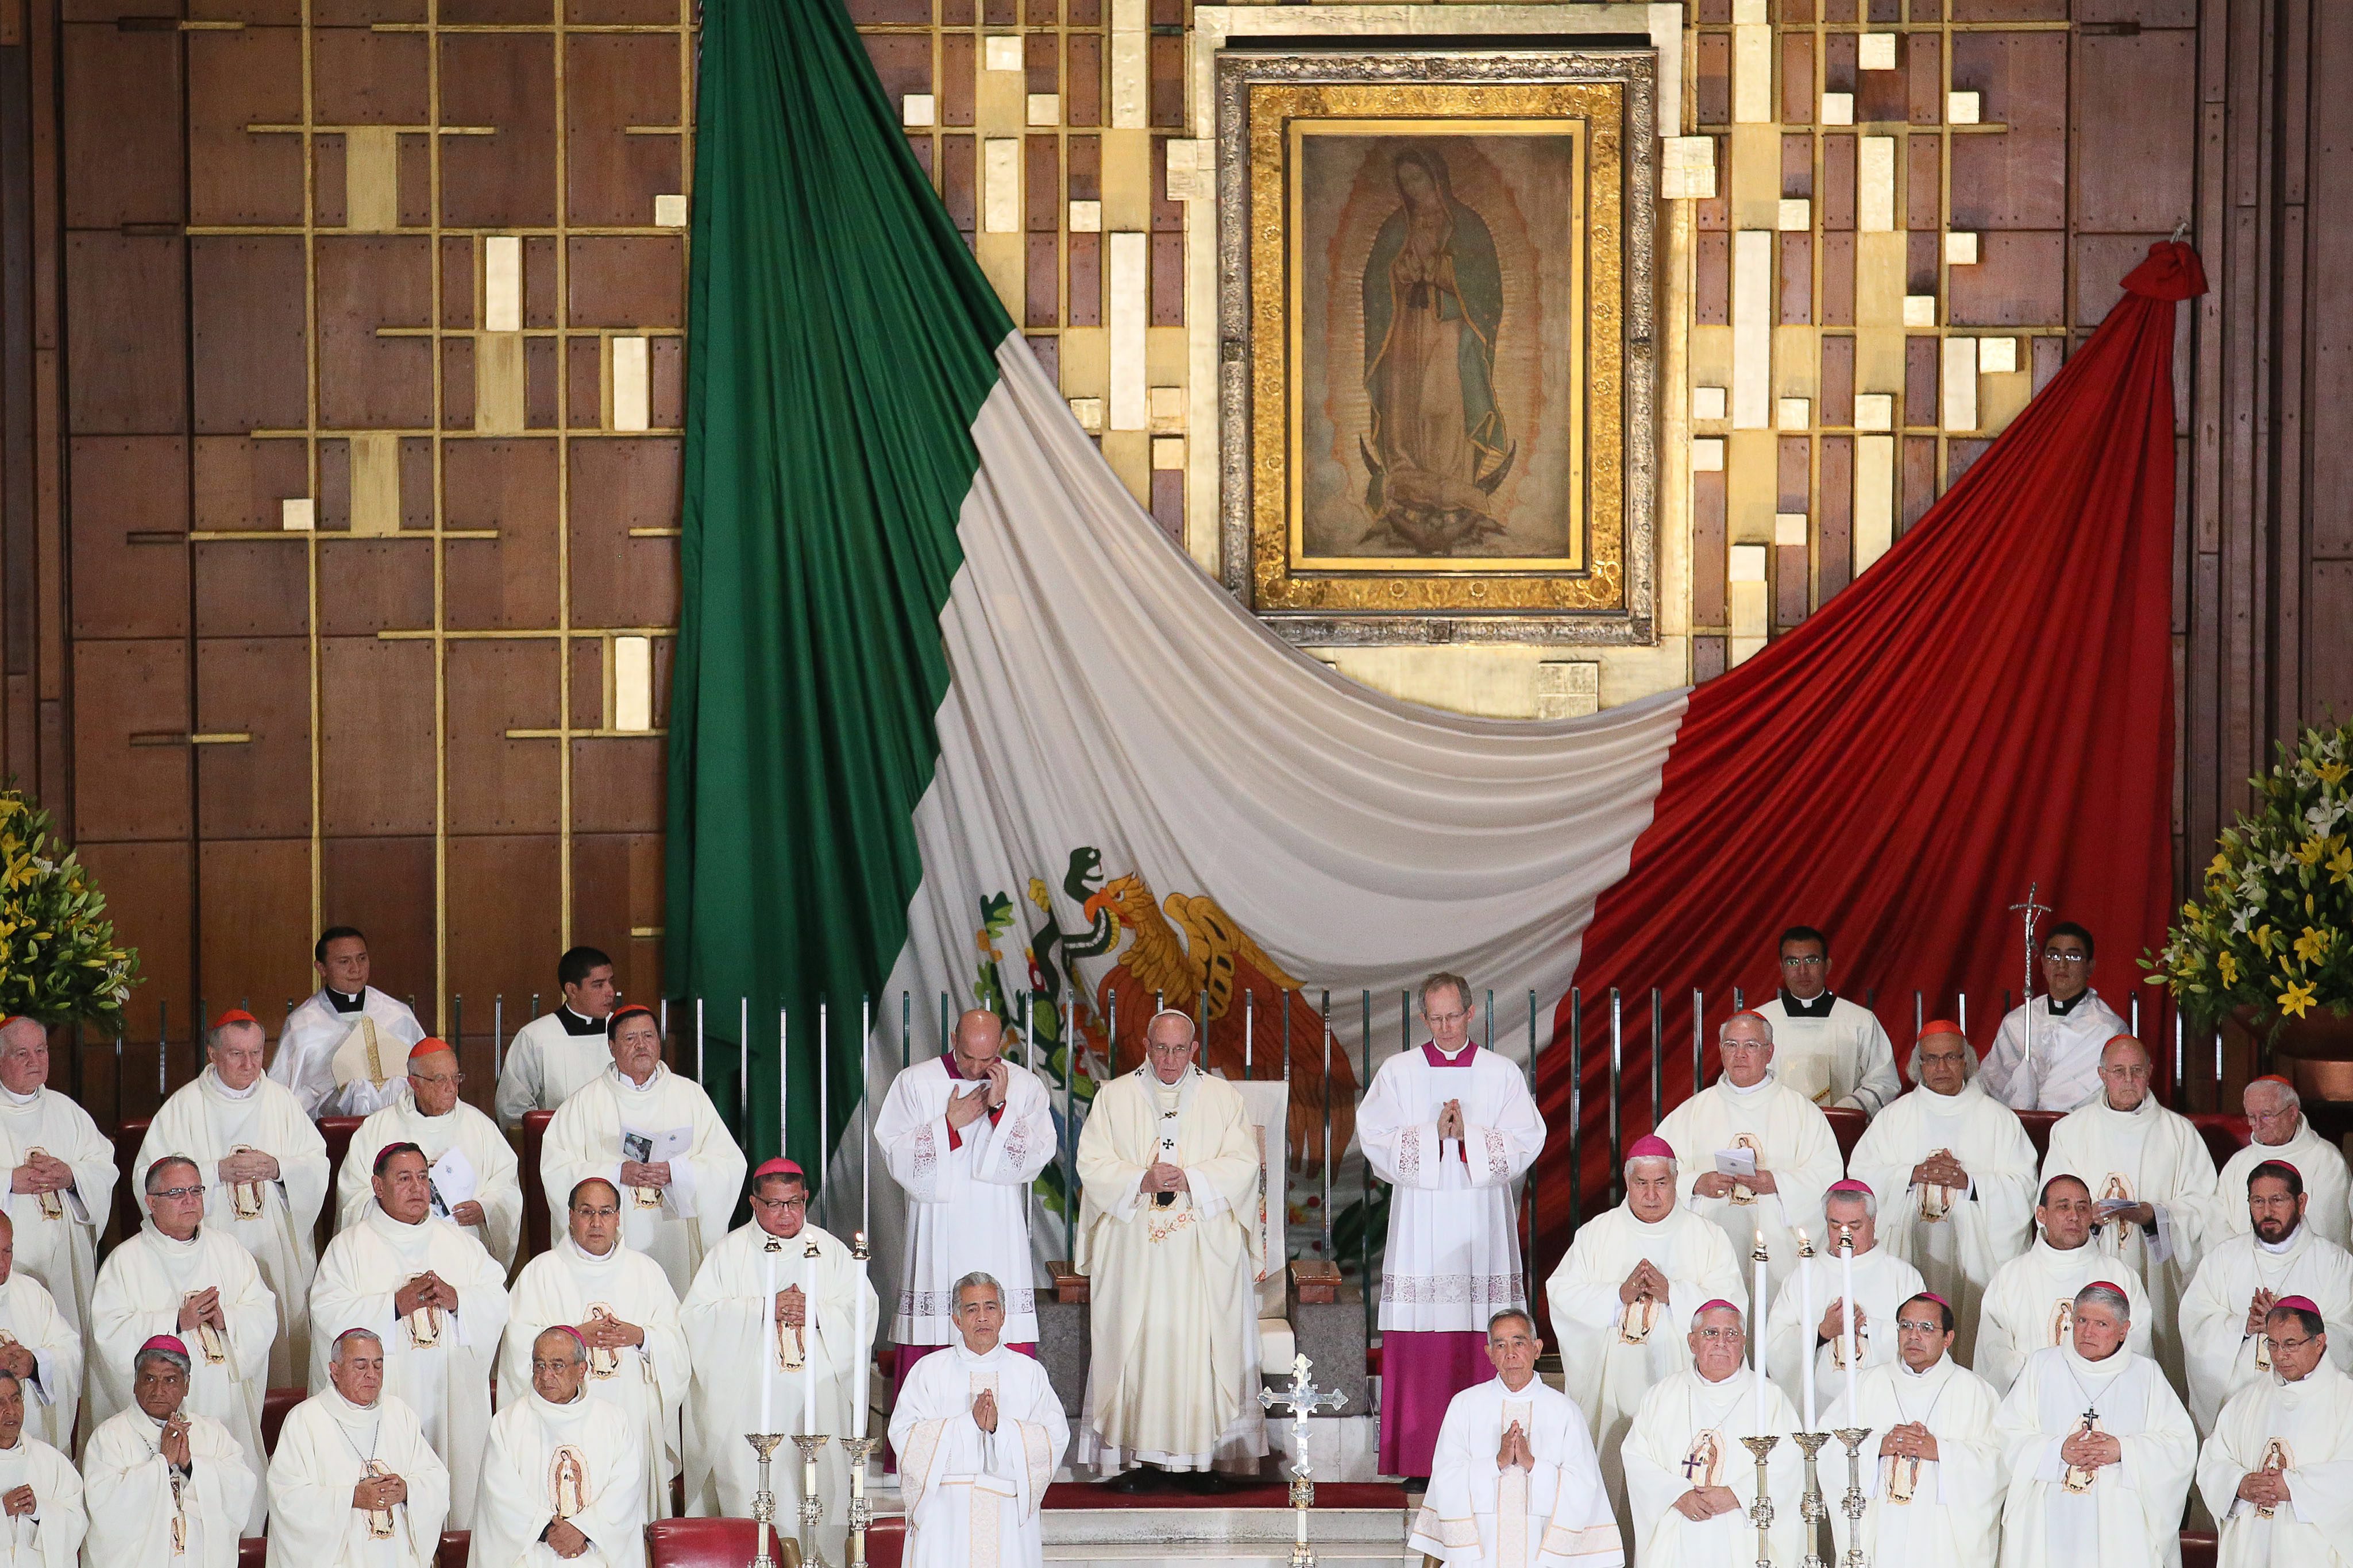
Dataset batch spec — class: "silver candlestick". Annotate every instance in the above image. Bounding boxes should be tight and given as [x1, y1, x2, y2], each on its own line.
[1792, 1432, 1832, 1568]
[1739, 1435, 1778, 1568]
[1834, 1426, 1872, 1568]
[744, 1434, 785, 1568]
[791, 1433, 832, 1568]
[839, 1437, 877, 1568]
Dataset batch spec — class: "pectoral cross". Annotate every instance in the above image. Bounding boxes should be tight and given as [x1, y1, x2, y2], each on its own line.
[1682, 1450, 1708, 1482]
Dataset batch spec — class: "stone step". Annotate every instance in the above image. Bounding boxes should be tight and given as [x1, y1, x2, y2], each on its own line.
[1039, 1506, 1411, 1550]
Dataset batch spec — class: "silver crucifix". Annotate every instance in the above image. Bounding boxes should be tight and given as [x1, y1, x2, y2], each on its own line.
[1260, 1352, 1347, 1568]
[2008, 882, 2052, 1072]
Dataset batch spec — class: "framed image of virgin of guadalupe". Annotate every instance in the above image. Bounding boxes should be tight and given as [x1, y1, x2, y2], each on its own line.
[1215, 51, 1657, 644]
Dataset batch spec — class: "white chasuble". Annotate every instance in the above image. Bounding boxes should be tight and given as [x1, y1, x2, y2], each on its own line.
[1749, 995, 1901, 1117]
[336, 1092, 524, 1269]
[1975, 1237, 2154, 1394]
[539, 1064, 747, 1301]
[307, 1206, 510, 1528]
[266, 1389, 450, 1568]
[85, 1223, 273, 1532]
[678, 1221, 874, 1534]
[888, 1342, 1067, 1568]
[1544, 1203, 1742, 1536]
[1848, 1082, 2038, 1365]
[2217, 1127, 2352, 1252]
[1992, 1343, 2195, 1568]
[1621, 1367, 1803, 1568]
[1359, 1045, 1544, 1333]
[494, 1009, 614, 1130]
[875, 1055, 1056, 1347]
[79, 1408, 254, 1568]
[133, 1068, 329, 1385]
[1819, 1354, 2005, 1568]
[1072, 1066, 1265, 1473]
[2197, 1359, 2353, 1568]
[270, 987, 428, 1118]
[1407, 1377, 1623, 1568]
[1653, 1075, 1845, 1304]
[1981, 991, 2131, 1114]
[0, 1086, 115, 1334]
[0, 1436, 79, 1568]
[473, 1389, 647, 1568]
[1763, 1247, 1925, 1398]
[0, 1272, 80, 1453]
[500, 1233, 688, 1517]
[2179, 1226, 2353, 1434]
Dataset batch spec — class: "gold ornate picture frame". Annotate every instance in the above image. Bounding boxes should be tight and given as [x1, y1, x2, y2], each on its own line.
[1216, 49, 1657, 645]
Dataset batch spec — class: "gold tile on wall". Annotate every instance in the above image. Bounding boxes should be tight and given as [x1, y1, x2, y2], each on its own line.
[345, 128, 399, 234]
[349, 432, 401, 537]
[476, 333, 524, 434]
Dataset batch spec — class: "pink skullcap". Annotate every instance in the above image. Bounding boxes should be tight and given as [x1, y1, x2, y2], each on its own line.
[1912, 1292, 1951, 1309]
[550, 1324, 588, 1351]
[1694, 1299, 1741, 1317]
[2274, 1296, 2320, 1315]
[1625, 1135, 1675, 1162]
[1827, 1178, 1875, 1199]
[753, 1158, 804, 1180]
[2251, 1159, 2301, 1180]
[140, 1334, 190, 1357]
[408, 1037, 454, 1061]
[213, 1009, 259, 1029]
[1917, 1018, 1964, 1041]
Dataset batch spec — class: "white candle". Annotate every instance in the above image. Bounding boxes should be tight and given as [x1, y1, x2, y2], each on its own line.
[759, 1242, 777, 1434]
[1838, 1227, 1860, 1418]
[1795, 1230, 1816, 1430]
[804, 1256, 818, 1437]
[1752, 1230, 1768, 1433]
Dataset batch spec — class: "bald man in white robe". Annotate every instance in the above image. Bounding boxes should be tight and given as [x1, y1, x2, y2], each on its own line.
[1621, 1301, 1804, 1568]
[0, 1017, 115, 1335]
[2196, 1299, 2353, 1568]
[2180, 1161, 2353, 1435]
[2218, 1077, 2351, 1252]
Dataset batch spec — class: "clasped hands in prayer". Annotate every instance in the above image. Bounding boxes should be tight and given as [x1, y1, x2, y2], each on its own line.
[2242, 1287, 2281, 1337]
[157, 1414, 192, 1472]
[2236, 1463, 2293, 1509]
[545, 1519, 591, 1559]
[1877, 1421, 1940, 1463]
[1437, 1100, 1467, 1141]
[1494, 1421, 1536, 1472]
[1, 1484, 34, 1519]
[176, 1286, 229, 1335]
[1139, 1162, 1189, 1196]
[1672, 1484, 1743, 1521]
[1814, 1298, 1866, 1346]
[394, 1270, 461, 1319]
[579, 1312, 645, 1350]
[1691, 1168, 1777, 1199]
[217, 1148, 280, 1185]
[971, 1389, 999, 1434]
[1618, 1261, 1671, 1307]
[7, 1150, 72, 1196]
[0, 1339, 34, 1383]
[352, 1472, 410, 1511]
[945, 1064, 1011, 1130]
[773, 1284, 808, 1328]
[618, 1160, 672, 1191]
[2059, 1427, 2123, 1473]
[1908, 1149, 1970, 1192]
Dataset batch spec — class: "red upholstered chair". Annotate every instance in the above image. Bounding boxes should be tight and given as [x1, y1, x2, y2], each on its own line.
[523, 1109, 556, 1258]
[2019, 1110, 2059, 1163]
[438, 1530, 470, 1568]
[2188, 1113, 2252, 1171]
[112, 1117, 152, 1239]
[647, 1517, 903, 1568]
[1821, 1107, 1866, 1165]
[261, 1387, 303, 1455]
[320, 1114, 364, 1189]
[240, 1536, 264, 1568]
[2181, 1530, 2217, 1568]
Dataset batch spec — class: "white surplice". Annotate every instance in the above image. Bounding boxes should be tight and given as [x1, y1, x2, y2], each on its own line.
[889, 1341, 1067, 1568]
[875, 1054, 1056, 1348]
[1749, 994, 1900, 1117]
[1621, 1366, 1804, 1568]
[1763, 1246, 1926, 1407]
[1653, 1073, 1845, 1304]
[335, 1091, 524, 1269]
[265, 1389, 450, 1568]
[1406, 1376, 1624, 1568]
[494, 1007, 613, 1130]
[2178, 1225, 2353, 1434]
[1993, 1343, 2195, 1568]
[85, 1222, 273, 1533]
[307, 1204, 510, 1529]
[500, 1233, 688, 1518]
[539, 1064, 747, 1301]
[2196, 1358, 2353, 1568]
[1073, 1065, 1264, 1474]
[1544, 1201, 1743, 1538]
[0, 1435, 82, 1568]
[0, 1085, 115, 1334]
[79, 1408, 253, 1568]
[1819, 1352, 2006, 1568]
[1981, 991, 2131, 1113]
[471, 1388, 647, 1568]
[133, 1067, 329, 1385]
[1848, 1081, 2039, 1365]
[0, 1271, 80, 1453]
[271, 987, 429, 1118]
[2217, 1126, 2352, 1252]
[1359, 1044, 1544, 1333]
[1974, 1235, 2154, 1394]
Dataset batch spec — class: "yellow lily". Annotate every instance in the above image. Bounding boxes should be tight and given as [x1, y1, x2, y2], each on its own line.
[2278, 979, 2317, 1018]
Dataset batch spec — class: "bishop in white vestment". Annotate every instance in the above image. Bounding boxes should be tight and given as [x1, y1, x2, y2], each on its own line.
[0, 1369, 83, 1568]
[1749, 929, 1901, 1115]
[1407, 1310, 1623, 1568]
[539, 1006, 747, 1300]
[1621, 1301, 1804, 1568]
[0, 1018, 115, 1333]
[0, 1219, 80, 1452]
[472, 1330, 647, 1568]
[493, 947, 619, 1129]
[80, 1338, 256, 1568]
[1073, 1013, 1266, 1477]
[1652, 1012, 1844, 1305]
[308, 1144, 511, 1529]
[2180, 1161, 2353, 1434]
[2217, 1078, 2351, 1252]
[1980, 925, 2131, 1112]
[1976, 1176, 2154, 1393]
[133, 1012, 329, 1385]
[1848, 1024, 2038, 1364]
[889, 1274, 1068, 1568]
[270, 928, 429, 1117]
[1764, 1180, 1925, 1397]
[2196, 1299, 2353, 1568]
[267, 1329, 451, 1568]
[336, 1040, 524, 1269]
[1359, 973, 1545, 1477]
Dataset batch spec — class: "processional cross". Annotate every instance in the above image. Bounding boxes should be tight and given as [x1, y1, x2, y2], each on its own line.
[2008, 882, 2052, 1071]
[1259, 1352, 1348, 1568]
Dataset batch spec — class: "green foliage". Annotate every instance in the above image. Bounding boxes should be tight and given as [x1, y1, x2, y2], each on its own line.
[0, 789, 140, 1028]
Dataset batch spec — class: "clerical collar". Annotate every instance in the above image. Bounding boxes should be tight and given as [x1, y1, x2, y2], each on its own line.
[326, 987, 365, 1015]
[556, 1005, 605, 1037]
[1724, 1071, 1773, 1097]
[2257, 1229, 2297, 1254]
[615, 1065, 661, 1092]
[209, 1069, 260, 1101]
[1494, 1370, 1538, 1395]
[1423, 1040, 1473, 1067]
[1896, 1353, 1947, 1380]
[2036, 1232, 2088, 1256]
[1779, 989, 1836, 1019]
[2101, 1093, 2149, 1117]
[330, 1387, 382, 1415]
[2046, 990, 2088, 1018]
[0, 1083, 37, 1107]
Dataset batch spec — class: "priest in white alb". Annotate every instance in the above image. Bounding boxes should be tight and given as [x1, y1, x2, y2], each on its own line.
[1407, 1308, 1623, 1568]
[80, 1337, 256, 1568]
[308, 1142, 511, 1528]
[494, 946, 620, 1129]
[473, 1327, 648, 1568]
[2219, 1077, 2351, 1251]
[1748, 928, 1901, 1115]
[889, 1272, 1068, 1568]
[0, 1367, 82, 1568]
[1993, 1280, 2194, 1568]
[680, 1158, 875, 1534]
[1073, 1009, 1266, 1480]
[2196, 1297, 2353, 1567]
[337, 1038, 524, 1269]
[540, 1005, 747, 1300]
[875, 1009, 1056, 1392]
[267, 1328, 450, 1568]
[1977, 1175, 2154, 1393]
[1981, 922, 2132, 1112]
[0, 1016, 114, 1334]
[0, 1216, 80, 1451]
[1820, 1292, 2005, 1568]
[1653, 1011, 1844, 1304]
[132, 1009, 329, 1384]
[1764, 1179, 1926, 1395]
[1621, 1300, 1803, 1568]
[1849, 1021, 2038, 1365]
[1545, 1136, 1742, 1537]
[86, 1157, 273, 1532]
[2180, 1160, 2353, 1434]
[502, 1178, 688, 1519]
[271, 926, 430, 1117]
[1359, 972, 1546, 1479]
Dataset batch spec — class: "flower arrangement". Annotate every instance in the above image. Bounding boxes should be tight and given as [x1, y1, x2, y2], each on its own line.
[2145, 720, 2353, 1033]
[0, 789, 139, 1028]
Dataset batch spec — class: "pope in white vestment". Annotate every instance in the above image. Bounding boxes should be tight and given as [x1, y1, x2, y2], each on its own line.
[1848, 1024, 2038, 1364]
[492, 948, 619, 1129]
[0, 1018, 116, 1333]
[0, 1370, 83, 1568]
[1749, 932, 1900, 1115]
[268, 1330, 451, 1568]
[1652, 1013, 1845, 1306]
[1621, 1301, 1804, 1568]
[1074, 1014, 1266, 1476]
[889, 1275, 1068, 1568]
[1545, 1137, 1743, 1539]
[133, 1014, 330, 1385]
[1407, 1310, 1623, 1568]
[473, 1330, 647, 1568]
[501, 1179, 688, 1518]
[539, 1007, 747, 1300]
[2196, 1300, 2353, 1568]
[269, 930, 429, 1117]
[2179, 1163, 2353, 1434]
[2217, 1078, 2351, 1252]
[308, 1146, 511, 1529]
[1980, 927, 2130, 1111]
[80, 1339, 256, 1568]
[0, 1223, 80, 1453]
[1976, 1176, 2154, 1393]
[336, 1041, 524, 1269]
[1764, 1181, 1925, 1399]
